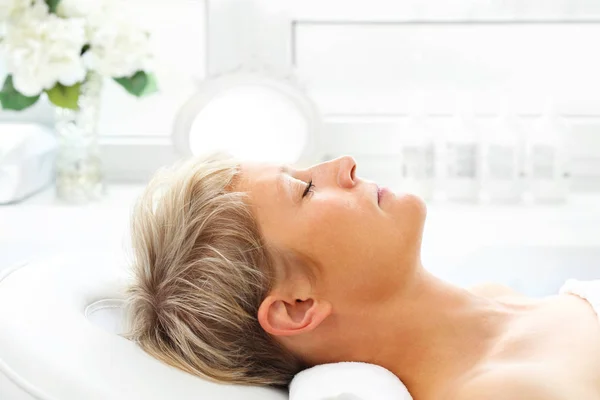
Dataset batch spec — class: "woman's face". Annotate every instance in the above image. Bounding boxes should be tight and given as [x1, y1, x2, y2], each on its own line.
[238, 156, 427, 307]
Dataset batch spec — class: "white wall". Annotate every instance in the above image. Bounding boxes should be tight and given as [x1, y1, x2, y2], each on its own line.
[0, 0, 207, 138]
[2, 0, 600, 189]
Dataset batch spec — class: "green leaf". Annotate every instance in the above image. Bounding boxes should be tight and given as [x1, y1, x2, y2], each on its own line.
[46, 82, 81, 110]
[80, 44, 90, 56]
[114, 71, 158, 97]
[45, 0, 61, 14]
[0, 76, 41, 111]
[141, 73, 159, 96]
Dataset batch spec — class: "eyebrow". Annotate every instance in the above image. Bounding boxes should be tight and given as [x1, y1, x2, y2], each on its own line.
[277, 165, 295, 204]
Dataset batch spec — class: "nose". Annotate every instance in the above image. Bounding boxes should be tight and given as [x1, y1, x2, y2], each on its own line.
[336, 156, 357, 189]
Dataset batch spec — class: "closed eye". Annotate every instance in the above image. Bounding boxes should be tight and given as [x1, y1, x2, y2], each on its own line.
[302, 180, 314, 198]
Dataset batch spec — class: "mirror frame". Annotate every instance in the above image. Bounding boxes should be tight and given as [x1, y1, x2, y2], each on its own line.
[172, 71, 322, 167]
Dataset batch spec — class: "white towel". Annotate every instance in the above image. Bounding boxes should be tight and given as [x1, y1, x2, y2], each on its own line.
[289, 362, 413, 400]
[560, 279, 600, 321]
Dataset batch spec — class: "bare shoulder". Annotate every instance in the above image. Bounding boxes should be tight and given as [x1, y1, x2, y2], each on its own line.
[450, 370, 569, 400]
[467, 283, 523, 298]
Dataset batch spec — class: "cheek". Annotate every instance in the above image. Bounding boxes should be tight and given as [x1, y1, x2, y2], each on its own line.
[316, 197, 425, 302]
[309, 198, 368, 238]
[304, 204, 382, 273]
[296, 199, 366, 258]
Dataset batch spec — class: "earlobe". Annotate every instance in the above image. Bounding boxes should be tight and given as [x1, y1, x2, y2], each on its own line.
[258, 295, 332, 337]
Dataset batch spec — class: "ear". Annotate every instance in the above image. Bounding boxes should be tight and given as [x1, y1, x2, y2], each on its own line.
[257, 295, 332, 337]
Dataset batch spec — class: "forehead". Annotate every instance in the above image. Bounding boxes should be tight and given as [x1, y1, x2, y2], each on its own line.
[237, 162, 294, 247]
[236, 162, 292, 212]
[237, 162, 280, 190]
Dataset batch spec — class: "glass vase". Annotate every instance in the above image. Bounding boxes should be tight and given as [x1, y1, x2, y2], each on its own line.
[54, 72, 105, 203]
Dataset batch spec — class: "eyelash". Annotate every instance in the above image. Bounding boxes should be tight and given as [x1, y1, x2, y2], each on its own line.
[302, 180, 314, 198]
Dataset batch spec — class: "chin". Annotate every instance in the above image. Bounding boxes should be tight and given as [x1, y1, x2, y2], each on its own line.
[393, 192, 428, 245]
[399, 192, 428, 218]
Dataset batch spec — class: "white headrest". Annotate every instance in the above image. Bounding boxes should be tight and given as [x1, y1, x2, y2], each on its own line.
[0, 254, 287, 400]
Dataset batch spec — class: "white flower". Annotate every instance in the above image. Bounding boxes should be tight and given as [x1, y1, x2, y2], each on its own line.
[0, 0, 31, 22]
[56, 0, 109, 18]
[84, 11, 153, 78]
[0, 0, 12, 21]
[2, 3, 87, 96]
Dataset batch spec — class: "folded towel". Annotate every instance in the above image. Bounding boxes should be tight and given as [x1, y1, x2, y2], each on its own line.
[289, 362, 413, 400]
[560, 279, 600, 321]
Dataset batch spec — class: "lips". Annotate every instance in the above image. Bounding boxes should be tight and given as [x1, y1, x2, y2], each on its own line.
[377, 185, 394, 206]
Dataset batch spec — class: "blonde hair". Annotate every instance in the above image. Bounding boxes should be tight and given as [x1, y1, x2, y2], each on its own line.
[125, 153, 303, 387]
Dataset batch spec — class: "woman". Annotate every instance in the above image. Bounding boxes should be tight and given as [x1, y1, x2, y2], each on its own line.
[126, 153, 600, 399]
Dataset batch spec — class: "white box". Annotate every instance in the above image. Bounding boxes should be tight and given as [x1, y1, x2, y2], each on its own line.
[0, 123, 57, 204]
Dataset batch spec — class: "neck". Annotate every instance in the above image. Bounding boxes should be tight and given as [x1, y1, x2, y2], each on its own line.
[314, 268, 522, 396]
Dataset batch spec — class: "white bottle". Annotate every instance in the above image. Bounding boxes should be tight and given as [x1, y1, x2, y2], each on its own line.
[479, 100, 523, 204]
[524, 101, 570, 203]
[398, 94, 435, 201]
[438, 95, 480, 203]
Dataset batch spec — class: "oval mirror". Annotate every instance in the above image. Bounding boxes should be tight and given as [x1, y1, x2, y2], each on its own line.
[173, 73, 320, 165]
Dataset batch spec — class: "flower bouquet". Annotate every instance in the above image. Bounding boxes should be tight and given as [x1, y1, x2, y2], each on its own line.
[0, 0, 157, 202]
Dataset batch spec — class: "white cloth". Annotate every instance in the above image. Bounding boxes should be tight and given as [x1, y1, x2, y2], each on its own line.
[289, 362, 412, 400]
[559, 279, 600, 320]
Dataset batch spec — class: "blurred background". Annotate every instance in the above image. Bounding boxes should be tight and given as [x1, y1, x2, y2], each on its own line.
[1, 0, 600, 296]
